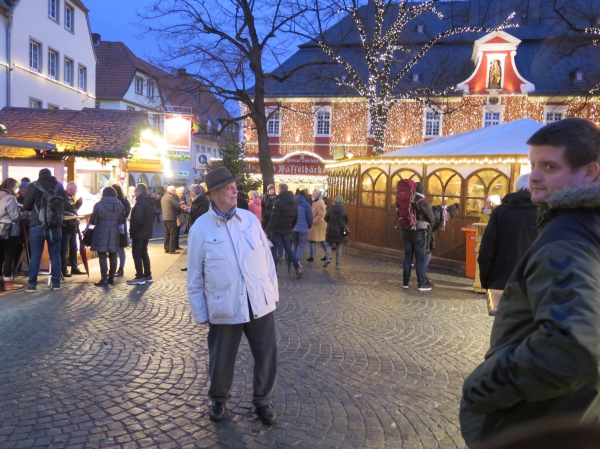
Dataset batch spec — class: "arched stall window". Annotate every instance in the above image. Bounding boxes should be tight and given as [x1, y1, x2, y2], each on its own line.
[349, 169, 358, 204]
[361, 168, 388, 208]
[138, 173, 150, 187]
[389, 169, 422, 207]
[466, 169, 509, 216]
[426, 169, 462, 208]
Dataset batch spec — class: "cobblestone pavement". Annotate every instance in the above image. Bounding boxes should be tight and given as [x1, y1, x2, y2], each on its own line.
[0, 248, 492, 449]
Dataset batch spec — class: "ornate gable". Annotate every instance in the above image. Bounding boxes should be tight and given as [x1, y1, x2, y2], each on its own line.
[457, 31, 534, 95]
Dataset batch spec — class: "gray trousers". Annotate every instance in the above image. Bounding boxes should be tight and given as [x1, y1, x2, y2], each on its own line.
[207, 310, 277, 407]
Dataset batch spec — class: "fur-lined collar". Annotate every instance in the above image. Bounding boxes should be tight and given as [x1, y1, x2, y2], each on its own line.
[546, 183, 600, 210]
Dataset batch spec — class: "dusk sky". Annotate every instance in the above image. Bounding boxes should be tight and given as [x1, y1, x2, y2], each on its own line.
[84, 0, 162, 61]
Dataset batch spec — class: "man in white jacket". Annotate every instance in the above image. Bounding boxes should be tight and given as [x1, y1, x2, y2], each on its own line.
[187, 167, 279, 425]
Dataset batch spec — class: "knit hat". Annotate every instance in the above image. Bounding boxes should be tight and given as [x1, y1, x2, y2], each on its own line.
[447, 203, 460, 218]
[267, 184, 275, 191]
[415, 182, 425, 195]
[19, 181, 29, 189]
[334, 195, 343, 204]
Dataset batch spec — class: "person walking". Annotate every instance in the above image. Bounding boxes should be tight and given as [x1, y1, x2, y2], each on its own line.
[265, 183, 303, 279]
[0, 178, 26, 291]
[291, 189, 313, 262]
[401, 182, 434, 291]
[23, 168, 67, 292]
[187, 167, 279, 425]
[237, 184, 249, 210]
[307, 189, 327, 262]
[323, 196, 349, 269]
[248, 190, 262, 222]
[478, 174, 538, 291]
[161, 186, 182, 254]
[112, 184, 131, 277]
[60, 182, 85, 277]
[460, 118, 600, 447]
[127, 183, 156, 285]
[90, 187, 125, 287]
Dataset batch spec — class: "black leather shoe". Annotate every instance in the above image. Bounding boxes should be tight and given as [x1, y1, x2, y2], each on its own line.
[180, 267, 188, 272]
[209, 402, 226, 422]
[62, 272, 72, 278]
[71, 269, 86, 275]
[256, 404, 277, 425]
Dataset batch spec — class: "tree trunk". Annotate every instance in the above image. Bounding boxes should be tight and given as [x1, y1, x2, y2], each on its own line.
[370, 104, 389, 156]
[250, 75, 275, 190]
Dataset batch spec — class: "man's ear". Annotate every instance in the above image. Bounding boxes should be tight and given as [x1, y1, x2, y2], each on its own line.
[584, 162, 600, 183]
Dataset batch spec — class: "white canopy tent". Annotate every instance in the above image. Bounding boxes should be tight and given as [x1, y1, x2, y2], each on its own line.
[384, 118, 544, 158]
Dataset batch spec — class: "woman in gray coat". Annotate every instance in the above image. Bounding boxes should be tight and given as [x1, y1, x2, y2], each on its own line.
[90, 186, 124, 286]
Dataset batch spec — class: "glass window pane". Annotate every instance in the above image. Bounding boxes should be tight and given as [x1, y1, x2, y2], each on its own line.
[374, 173, 387, 192]
[489, 176, 508, 198]
[427, 195, 443, 206]
[446, 174, 462, 198]
[374, 193, 386, 208]
[468, 175, 486, 198]
[428, 176, 443, 195]
[361, 191, 373, 206]
[361, 173, 373, 191]
[466, 198, 485, 216]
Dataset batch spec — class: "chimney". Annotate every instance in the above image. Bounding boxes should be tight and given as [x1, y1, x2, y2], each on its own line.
[177, 68, 187, 77]
[92, 33, 101, 45]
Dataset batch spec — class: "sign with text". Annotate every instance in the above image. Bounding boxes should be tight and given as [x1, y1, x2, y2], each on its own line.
[164, 114, 191, 152]
[196, 153, 210, 170]
[247, 155, 326, 176]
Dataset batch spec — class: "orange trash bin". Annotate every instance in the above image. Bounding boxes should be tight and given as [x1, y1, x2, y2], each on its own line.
[461, 227, 477, 279]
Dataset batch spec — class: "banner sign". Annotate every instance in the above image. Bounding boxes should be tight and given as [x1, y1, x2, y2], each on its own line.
[247, 155, 326, 176]
[164, 114, 191, 152]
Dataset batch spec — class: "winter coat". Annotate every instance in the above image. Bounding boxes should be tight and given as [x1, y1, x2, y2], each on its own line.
[188, 195, 210, 228]
[63, 194, 83, 234]
[265, 191, 298, 236]
[237, 191, 249, 210]
[129, 194, 156, 240]
[0, 190, 23, 224]
[401, 198, 434, 241]
[324, 204, 349, 245]
[292, 195, 313, 233]
[22, 173, 68, 227]
[261, 192, 277, 229]
[90, 197, 125, 253]
[187, 205, 278, 324]
[248, 197, 262, 222]
[161, 192, 182, 221]
[477, 190, 538, 290]
[460, 183, 600, 447]
[307, 197, 326, 242]
[119, 197, 131, 234]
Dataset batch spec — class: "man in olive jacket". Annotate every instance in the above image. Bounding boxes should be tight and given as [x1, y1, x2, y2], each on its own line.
[161, 186, 182, 254]
[460, 118, 600, 447]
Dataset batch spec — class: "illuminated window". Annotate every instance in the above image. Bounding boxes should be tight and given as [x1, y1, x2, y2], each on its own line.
[545, 110, 564, 124]
[361, 168, 387, 208]
[424, 109, 441, 136]
[427, 169, 462, 208]
[266, 108, 280, 136]
[466, 169, 508, 216]
[484, 111, 501, 127]
[575, 70, 585, 82]
[315, 107, 332, 136]
[417, 24, 425, 33]
[390, 169, 421, 207]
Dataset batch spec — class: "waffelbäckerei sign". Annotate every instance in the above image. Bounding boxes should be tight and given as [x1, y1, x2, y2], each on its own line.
[247, 155, 326, 175]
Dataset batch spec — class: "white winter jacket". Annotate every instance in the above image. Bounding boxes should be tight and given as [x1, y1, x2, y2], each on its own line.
[0, 190, 22, 224]
[187, 205, 279, 324]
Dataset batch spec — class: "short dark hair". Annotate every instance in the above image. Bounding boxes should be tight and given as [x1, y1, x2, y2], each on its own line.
[135, 183, 148, 193]
[102, 186, 117, 198]
[112, 184, 124, 201]
[526, 118, 600, 170]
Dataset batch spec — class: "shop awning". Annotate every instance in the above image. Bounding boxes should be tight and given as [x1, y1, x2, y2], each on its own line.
[384, 118, 544, 157]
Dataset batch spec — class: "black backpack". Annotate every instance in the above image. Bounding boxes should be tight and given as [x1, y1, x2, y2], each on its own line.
[33, 181, 64, 230]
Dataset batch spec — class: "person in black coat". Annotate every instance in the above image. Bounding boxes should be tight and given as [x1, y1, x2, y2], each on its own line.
[265, 183, 302, 278]
[112, 184, 131, 277]
[323, 196, 349, 269]
[478, 174, 539, 291]
[127, 183, 157, 285]
[188, 184, 210, 228]
[237, 183, 249, 210]
[261, 184, 277, 230]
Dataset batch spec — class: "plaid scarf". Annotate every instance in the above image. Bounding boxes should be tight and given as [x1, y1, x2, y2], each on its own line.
[212, 202, 237, 221]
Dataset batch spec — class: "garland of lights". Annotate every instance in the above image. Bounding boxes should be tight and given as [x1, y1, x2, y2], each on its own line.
[316, 0, 516, 155]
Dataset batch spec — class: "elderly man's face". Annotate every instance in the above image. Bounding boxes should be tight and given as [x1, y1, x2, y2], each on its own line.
[211, 182, 237, 212]
[66, 184, 78, 196]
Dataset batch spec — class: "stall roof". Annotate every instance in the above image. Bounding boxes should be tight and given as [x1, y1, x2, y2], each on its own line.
[384, 119, 544, 158]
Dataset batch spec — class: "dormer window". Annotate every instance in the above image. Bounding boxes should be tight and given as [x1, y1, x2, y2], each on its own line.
[417, 24, 425, 34]
[412, 73, 421, 83]
[575, 70, 585, 82]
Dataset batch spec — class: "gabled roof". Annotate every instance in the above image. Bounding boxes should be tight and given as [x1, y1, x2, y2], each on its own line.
[95, 41, 232, 127]
[0, 107, 149, 154]
[384, 119, 543, 157]
[260, 0, 600, 98]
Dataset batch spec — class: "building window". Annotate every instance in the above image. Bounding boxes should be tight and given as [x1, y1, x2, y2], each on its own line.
[64, 58, 73, 86]
[64, 4, 74, 31]
[545, 110, 564, 124]
[466, 169, 508, 217]
[424, 110, 441, 136]
[48, 50, 58, 79]
[29, 41, 41, 72]
[266, 108, 280, 136]
[48, 104, 59, 110]
[315, 107, 331, 136]
[426, 169, 462, 207]
[484, 111, 501, 127]
[78, 66, 86, 91]
[417, 24, 425, 34]
[49, 0, 58, 20]
[147, 82, 154, 98]
[30, 99, 42, 109]
[412, 73, 421, 82]
[361, 168, 388, 208]
[575, 70, 585, 82]
[390, 169, 421, 207]
[127, 106, 135, 111]
[135, 77, 144, 94]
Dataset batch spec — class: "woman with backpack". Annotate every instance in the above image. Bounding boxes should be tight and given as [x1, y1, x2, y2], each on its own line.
[323, 195, 349, 269]
[112, 184, 131, 277]
[90, 186, 125, 286]
[0, 178, 27, 291]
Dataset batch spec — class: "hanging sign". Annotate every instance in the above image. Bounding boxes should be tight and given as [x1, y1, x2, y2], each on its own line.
[164, 114, 191, 152]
